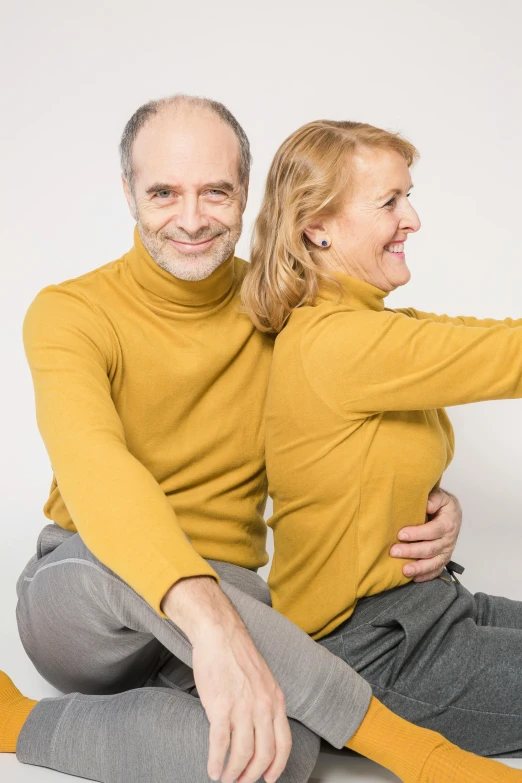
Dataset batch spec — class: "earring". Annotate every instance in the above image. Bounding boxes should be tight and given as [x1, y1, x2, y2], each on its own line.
[321, 239, 329, 247]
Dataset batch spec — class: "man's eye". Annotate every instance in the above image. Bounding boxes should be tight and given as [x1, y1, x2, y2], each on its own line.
[157, 190, 173, 198]
[208, 190, 226, 197]
[384, 197, 396, 207]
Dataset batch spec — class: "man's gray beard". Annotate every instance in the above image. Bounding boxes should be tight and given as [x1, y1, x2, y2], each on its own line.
[137, 219, 242, 282]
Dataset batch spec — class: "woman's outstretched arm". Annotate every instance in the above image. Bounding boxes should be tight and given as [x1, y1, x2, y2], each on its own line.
[302, 308, 522, 413]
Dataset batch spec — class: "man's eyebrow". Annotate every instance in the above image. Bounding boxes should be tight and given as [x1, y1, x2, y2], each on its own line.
[205, 180, 235, 192]
[145, 180, 236, 195]
[145, 182, 177, 194]
[377, 183, 414, 202]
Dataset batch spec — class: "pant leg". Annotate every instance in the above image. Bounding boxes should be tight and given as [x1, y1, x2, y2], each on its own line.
[319, 572, 522, 757]
[474, 591, 522, 629]
[16, 524, 371, 747]
[16, 686, 320, 783]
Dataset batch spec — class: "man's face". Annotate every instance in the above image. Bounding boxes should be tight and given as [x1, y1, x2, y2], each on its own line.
[124, 108, 246, 281]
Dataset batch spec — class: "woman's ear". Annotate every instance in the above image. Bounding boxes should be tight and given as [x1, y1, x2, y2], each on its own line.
[304, 221, 329, 248]
[304, 221, 326, 246]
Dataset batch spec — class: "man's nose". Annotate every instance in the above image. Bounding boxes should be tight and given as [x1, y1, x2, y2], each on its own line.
[176, 195, 208, 236]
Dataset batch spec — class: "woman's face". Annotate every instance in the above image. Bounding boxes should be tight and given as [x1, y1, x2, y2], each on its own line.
[307, 146, 421, 292]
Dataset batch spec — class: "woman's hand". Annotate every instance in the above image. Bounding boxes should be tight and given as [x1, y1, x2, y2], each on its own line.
[390, 488, 462, 582]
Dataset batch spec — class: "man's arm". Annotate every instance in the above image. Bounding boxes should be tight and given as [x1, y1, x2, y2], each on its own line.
[25, 286, 292, 783]
[162, 578, 292, 783]
[23, 286, 219, 614]
[390, 488, 462, 582]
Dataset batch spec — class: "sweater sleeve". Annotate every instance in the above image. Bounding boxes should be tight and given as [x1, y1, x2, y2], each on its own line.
[394, 306, 522, 329]
[23, 286, 218, 617]
[302, 308, 522, 414]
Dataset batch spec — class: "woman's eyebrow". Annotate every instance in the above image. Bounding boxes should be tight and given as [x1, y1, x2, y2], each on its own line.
[377, 183, 414, 201]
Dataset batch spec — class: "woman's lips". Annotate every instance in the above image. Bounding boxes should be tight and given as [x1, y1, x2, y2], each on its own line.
[385, 248, 406, 260]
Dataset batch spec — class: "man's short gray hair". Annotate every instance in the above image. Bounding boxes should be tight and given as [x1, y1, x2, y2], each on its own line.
[119, 94, 252, 191]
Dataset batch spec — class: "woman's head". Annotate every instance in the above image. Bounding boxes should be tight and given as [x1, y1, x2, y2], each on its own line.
[242, 120, 421, 333]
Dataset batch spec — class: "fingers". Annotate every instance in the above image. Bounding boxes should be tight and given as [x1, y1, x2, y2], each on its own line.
[426, 487, 448, 514]
[235, 708, 274, 783]
[391, 538, 453, 560]
[208, 716, 232, 782]
[412, 555, 446, 582]
[397, 520, 447, 543]
[404, 554, 446, 581]
[234, 691, 290, 783]
[261, 700, 293, 783]
[221, 719, 255, 783]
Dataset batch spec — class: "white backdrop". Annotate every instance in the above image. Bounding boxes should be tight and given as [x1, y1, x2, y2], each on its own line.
[2, 0, 522, 693]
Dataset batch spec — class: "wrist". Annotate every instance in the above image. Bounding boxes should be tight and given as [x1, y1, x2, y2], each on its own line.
[161, 576, 242, 643]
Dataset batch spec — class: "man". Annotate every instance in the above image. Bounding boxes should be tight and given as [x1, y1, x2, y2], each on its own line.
[1, 95, 469, 783]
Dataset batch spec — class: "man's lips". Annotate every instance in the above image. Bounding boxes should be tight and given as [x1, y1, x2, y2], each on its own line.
[168, 236, 217, 253]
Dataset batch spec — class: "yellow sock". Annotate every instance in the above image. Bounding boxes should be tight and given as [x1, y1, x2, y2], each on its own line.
[0, 671, 38, 753]
[347, 697, 522, 783]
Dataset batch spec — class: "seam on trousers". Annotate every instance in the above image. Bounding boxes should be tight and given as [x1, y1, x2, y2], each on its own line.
[325, 592, 409, 644]
[157, 672, 187, 691]
[50, 692, 79, 760]
[332, 578, 455, 642]
[24, 559, 121, 584]
[72, 687, 198, 705]
[23, 558, 191, 648]
[299, 660, 336, 722]
[377, 684, 522, 719]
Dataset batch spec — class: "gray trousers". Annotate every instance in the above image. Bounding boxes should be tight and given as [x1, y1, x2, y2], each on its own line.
[14, 524, 371, 783]
[319, 571, 522, 758]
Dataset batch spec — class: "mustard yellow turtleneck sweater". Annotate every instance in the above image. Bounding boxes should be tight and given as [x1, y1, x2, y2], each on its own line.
[266, 270, 522, 640]
[21, 242, 522, 780]
[23, 227, 273, 617]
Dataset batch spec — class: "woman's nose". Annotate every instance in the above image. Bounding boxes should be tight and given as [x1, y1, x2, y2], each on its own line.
[400, 202, 421, 234]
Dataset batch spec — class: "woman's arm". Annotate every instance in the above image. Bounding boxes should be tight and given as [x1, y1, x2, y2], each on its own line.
[394, 306, 522, 329]
[302, 308, 522, 413]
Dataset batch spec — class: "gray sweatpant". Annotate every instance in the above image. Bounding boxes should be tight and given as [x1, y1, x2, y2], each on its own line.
[319, 571, 522, 758]
[14, 524, 371, 783]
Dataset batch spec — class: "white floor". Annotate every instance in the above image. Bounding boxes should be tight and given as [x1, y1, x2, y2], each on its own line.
[0, 750, 396, 782]
[2, 511, 522, 781]
[2, 742, 522, 782]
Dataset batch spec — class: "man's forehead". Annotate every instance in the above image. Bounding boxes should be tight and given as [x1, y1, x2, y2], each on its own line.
[132, 109, 240, 186]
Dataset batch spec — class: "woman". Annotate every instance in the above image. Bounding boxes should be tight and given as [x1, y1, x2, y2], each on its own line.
[242, 120, 522, 760]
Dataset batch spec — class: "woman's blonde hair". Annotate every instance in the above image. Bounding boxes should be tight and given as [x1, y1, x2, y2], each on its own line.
[241, 120, 419, 334]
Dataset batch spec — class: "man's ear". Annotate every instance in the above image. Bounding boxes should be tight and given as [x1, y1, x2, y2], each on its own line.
[122, 176, 137, 220]
[241, 177, 250, 213]
[304, 220, 326, 247]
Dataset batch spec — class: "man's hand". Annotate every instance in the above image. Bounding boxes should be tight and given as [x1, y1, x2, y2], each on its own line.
[390, 488, 462, 583]
[161, 577, 292, 783]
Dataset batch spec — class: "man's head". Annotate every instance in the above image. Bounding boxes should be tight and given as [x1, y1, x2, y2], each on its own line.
[120, 95, 251, 281]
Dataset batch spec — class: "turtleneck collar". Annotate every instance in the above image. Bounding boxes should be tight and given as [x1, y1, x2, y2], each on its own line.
[316, 269, 389, 312]
[124, 225, 237, 312]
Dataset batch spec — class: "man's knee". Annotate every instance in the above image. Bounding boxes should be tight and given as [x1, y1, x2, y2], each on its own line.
[16, 547, 163, 695]
[284, 720, 321, 783]
[147, 691, 319, 783]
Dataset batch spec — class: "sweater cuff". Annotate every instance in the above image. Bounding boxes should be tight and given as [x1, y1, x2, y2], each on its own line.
[145, 558, 220, 619]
